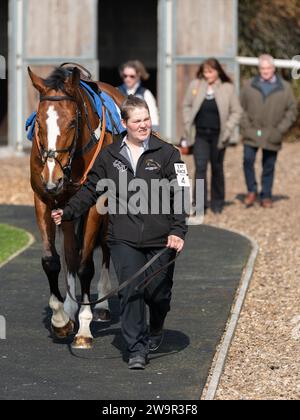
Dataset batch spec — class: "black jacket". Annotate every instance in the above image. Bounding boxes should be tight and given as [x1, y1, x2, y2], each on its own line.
[62, 133, 188, 248]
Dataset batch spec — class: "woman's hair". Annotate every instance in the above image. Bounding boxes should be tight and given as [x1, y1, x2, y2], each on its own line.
[121, 95, 150, 122]
[119, 60, 150, 81]
[197, 58, 232, 83]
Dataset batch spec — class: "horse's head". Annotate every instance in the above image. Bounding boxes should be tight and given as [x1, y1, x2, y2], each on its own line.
[28, 66, 81, 195]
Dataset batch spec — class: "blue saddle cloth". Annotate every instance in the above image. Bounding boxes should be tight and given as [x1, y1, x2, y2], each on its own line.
[25, 80, 125, 141]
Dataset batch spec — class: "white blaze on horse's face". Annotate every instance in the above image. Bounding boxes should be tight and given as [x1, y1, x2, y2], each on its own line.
[45, 105, 60, 188]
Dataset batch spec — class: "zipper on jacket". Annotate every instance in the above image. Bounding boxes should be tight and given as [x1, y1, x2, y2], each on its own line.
[134, 150, 148, 178]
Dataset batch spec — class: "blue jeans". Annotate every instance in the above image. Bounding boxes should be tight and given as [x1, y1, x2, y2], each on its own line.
[243, 145, 278, 199]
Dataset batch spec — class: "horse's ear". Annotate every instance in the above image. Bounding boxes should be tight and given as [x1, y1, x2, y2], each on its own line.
[71, 67, 81, 87]
[28, 67, 47, 94]
[65, 67, 81, 95]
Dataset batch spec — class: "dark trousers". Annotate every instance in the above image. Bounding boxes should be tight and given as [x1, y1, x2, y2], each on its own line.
[109, 243, 176, 357]
[243, 145, 278, 199]
[193, 131, 226, 209]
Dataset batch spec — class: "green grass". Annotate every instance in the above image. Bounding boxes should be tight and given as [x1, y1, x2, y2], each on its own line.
[0, 224, 30, 265]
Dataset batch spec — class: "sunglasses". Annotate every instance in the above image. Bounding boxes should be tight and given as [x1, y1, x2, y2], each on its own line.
[123, 74, 137, 79]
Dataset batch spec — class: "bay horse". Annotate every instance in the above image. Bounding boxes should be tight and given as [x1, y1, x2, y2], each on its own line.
[28, 65, 124, 349]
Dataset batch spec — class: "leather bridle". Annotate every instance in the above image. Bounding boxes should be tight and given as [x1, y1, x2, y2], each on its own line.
[36, 90, 106, 186]
[37, 95, 81, 183]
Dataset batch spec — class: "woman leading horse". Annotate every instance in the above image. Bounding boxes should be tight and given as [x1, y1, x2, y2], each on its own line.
[28, 65, 124, 348]
[51, 96, 188, 369]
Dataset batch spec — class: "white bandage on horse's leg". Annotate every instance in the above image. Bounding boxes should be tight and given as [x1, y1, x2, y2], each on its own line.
[76, 295, 93, 339]
[94, 266, 111, 311]
[49, 295, 70, 328]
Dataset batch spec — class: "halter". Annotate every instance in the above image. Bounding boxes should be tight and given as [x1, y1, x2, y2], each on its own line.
[37, 95, 80, 182]
[36, 91, 106, 186]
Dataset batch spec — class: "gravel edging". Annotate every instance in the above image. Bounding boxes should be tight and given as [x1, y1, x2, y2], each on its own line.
[0, 227, 35, 270]
[201, 229, 259, 400]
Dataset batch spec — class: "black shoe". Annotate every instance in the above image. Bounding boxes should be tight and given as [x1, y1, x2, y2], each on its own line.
[149, 330, 164, 352]
[211, 205, 223, 214]
[128, 355, 147, 370]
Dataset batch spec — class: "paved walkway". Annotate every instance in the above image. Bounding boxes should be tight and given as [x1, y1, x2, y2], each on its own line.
[0, 205, 251, 400]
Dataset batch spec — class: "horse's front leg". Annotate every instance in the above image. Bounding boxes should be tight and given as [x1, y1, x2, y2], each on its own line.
[34, 194, 74, 339]
[71, 258, 94, 349]
[60, 221, 79, 323]
[71, 208, 98, 349]
[94, 214, 112, 322]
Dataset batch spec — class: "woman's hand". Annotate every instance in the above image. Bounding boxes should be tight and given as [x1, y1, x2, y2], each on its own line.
[167, 235, 185, 253]
[51, 209, 63, 226]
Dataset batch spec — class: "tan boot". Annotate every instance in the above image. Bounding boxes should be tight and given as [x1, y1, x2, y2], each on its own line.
[244, 192, 257, 207]
[261, 198, 273, 209]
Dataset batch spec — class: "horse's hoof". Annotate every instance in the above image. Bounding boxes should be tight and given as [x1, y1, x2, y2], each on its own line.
[72, 336, 93, 350]
[51, 320, 75, 339]
[93, 308, 111, 322]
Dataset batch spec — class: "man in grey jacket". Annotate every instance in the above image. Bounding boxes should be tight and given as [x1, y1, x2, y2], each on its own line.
[241, 54, 298, 208]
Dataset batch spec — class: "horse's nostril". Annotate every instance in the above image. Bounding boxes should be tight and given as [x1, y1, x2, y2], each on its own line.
[45, 181, 58, 194]
[46, 185, 56, 192]
[45, 179, 64, 195]
[46, 189, 56, 195]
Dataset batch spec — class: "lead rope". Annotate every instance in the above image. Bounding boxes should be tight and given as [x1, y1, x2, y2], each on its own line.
[57, 224, 180, 307]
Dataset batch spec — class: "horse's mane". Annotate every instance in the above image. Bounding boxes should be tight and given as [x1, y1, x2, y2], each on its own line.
[44, 67, 70, 91]
[44, 66, 98, 94]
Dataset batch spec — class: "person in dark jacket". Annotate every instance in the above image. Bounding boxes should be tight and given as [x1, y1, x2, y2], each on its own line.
[241, 54, 298, 208]
[52, 96, 188, 370]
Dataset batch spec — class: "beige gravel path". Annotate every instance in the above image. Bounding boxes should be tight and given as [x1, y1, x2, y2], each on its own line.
[0, 142, 299, 400]
[196, 142, 300, 400]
